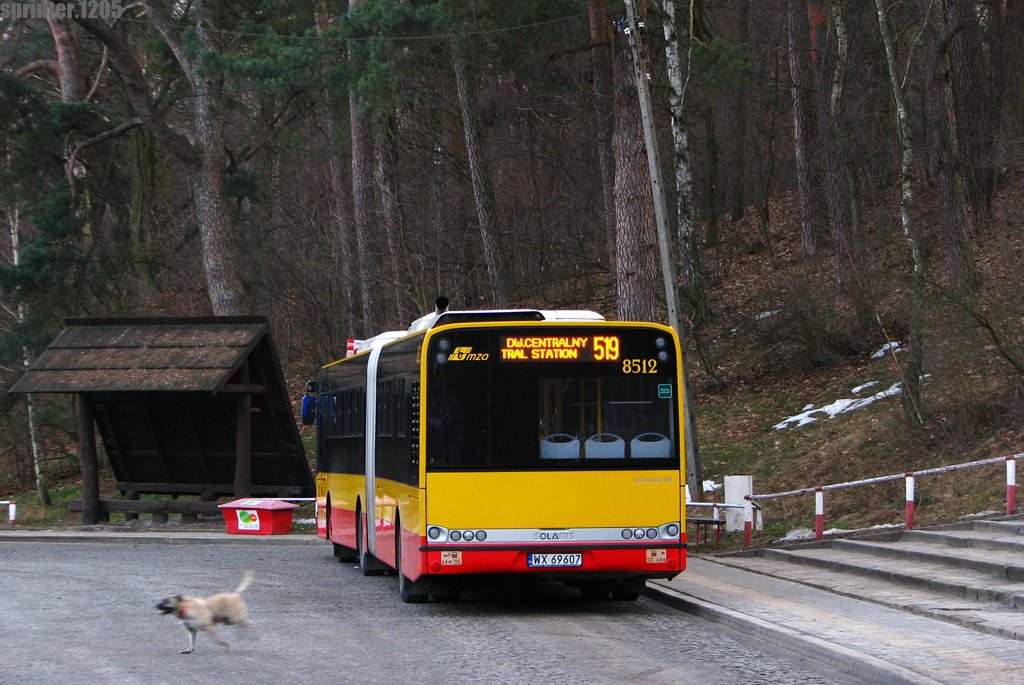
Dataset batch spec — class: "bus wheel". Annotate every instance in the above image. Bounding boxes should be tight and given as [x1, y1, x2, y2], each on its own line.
[356, 504, 385, 576]
[396, 520, 428, 603]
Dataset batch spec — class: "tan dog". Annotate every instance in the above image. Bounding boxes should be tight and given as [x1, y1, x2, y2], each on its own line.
[157, 571, 254, 654]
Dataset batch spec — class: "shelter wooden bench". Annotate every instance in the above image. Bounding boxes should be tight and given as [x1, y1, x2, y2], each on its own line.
[688, 516, 726, 551]
[68, 500, 222, 524]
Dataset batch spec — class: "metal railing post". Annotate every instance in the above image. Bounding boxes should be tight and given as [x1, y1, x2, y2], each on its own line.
[1008, 456, 1017, 516]
[905, 473, 915, 530]
[815, 488, 824, 541]
[743, 497, 753, 546]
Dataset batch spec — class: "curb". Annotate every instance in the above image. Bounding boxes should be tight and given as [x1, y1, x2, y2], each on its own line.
[644, 581, 944, 685]
[0, 530, 325, 546]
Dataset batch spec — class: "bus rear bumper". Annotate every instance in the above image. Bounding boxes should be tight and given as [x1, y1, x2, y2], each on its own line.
[419, 543, 685, 579]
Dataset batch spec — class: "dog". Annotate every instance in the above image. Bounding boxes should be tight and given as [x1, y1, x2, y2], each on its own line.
[156, 570, 254, 654]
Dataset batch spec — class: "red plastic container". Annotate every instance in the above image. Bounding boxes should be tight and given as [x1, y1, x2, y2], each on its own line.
[219, 498, 299, 535]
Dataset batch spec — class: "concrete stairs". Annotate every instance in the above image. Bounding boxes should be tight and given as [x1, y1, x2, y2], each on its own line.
[713, 515, 1024, 641]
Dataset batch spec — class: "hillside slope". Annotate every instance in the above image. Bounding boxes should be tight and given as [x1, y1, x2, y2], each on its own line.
[690, 173, 1024, 536]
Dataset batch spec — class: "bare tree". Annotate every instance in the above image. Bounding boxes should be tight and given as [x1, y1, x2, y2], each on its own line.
[77, 0, 247, 315]
[654, 0, 697, 285]
[944, 0, 995, 221]
[587, 0, 617, 268]
[919, 0, 981, 292]
[374, 119, 411, 325]
[4, 207, 50, 506]
[314, 0, 358, 337]
[876, 0, 926, 425]
[451, 37, 511, 309]
[786, 0, 827, 257]
[349, 0, 378, 333]
[806, 0, 870, 330]
[606, 14, 659, 322]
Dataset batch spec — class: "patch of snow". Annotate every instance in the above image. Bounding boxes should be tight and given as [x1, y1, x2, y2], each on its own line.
[755, 310, 782, 320]
[781, 527, 815, 541]
[774, 382, 903, 430]
[851, 381, 879, 394]
[872, 342, 903, 358]
[703, 480, 723, 493]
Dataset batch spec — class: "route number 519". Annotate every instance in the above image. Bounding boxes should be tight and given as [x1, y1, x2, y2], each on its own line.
[594, 336, 620, 361]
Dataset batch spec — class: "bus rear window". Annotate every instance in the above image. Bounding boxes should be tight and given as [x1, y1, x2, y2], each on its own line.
[425, 328, 679, 471]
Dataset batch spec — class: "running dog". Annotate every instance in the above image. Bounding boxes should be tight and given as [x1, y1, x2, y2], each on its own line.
[156, 570, 254, 654]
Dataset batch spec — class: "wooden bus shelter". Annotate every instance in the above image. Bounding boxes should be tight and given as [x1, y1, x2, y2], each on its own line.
[8, 316, 314, 524]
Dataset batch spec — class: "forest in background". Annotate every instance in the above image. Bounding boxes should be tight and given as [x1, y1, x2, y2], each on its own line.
[2, 0, 1023, 523]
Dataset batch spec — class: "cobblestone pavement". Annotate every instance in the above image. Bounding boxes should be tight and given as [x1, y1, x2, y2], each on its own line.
[651, 557, 1024, 685]
[0, 537, 864, 685]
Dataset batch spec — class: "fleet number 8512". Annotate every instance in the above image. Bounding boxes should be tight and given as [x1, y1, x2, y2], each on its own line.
[622, 359, 657, 373]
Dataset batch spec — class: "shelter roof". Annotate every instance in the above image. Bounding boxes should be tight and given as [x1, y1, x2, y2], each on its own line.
[8, 316, 269, 395]
[8, 316, 313, 498]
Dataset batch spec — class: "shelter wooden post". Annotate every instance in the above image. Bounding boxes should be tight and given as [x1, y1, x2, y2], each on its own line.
[234, 362, 252, 498]
[77, 395, 102, 525]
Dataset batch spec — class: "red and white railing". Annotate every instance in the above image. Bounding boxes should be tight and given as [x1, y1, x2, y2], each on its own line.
[743, 453, 1023, 546]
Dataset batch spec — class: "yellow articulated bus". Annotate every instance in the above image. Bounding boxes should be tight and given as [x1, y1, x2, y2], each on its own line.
[304, 302, 686, 602]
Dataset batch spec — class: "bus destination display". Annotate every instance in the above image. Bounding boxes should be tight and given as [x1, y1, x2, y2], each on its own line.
[500, 335, 620, 361]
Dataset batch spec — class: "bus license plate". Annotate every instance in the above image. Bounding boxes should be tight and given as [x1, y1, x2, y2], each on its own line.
[528, 553, 583, 568]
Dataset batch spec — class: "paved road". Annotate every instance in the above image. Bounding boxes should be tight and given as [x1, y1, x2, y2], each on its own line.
[0, 541, 865, 685]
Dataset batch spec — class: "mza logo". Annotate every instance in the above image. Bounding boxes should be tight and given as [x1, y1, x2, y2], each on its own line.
[448, 347, 489, 361]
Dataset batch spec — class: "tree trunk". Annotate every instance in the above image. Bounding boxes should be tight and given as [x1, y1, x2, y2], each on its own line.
[451, 37, 511, 309]
[807, 0, 870, 329]
[191, 0, 246, 315]
[944, 0, 995, 221]
[729, 0, 751, 223]
[314, 0, 358, 338]
[6, 206, 52, 506]
[876, 0, 925, 426]
[658, 0, 698, 286]
[991, 0, 1024, 140]
[588, 1, 617, 270]
[702, 109, 720, 249]
[787, 0, 827, 257]
[348, 1, 377, 333]
[374, 119, 409, 325]
[80, 1, 248, 316]
[45, 16, 87, 103]
[921, 0, 981, 292]
[349, 99, 376, 334]
[609, 18, 658, 322]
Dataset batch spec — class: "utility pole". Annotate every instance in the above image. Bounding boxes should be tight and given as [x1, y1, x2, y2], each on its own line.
[622, 0, 704, 501]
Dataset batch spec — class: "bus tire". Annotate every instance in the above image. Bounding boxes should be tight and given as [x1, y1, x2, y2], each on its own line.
[356, 503, 385, 576]
[610, 590, 641, 601]
[396, 517, 428, 603]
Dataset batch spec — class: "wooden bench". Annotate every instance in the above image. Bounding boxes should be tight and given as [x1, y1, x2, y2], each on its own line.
[68, 500, 222, 524]
[688, 517, 726, 551]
